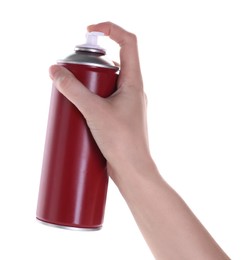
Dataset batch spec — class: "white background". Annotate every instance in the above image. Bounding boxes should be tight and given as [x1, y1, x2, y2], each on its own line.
[0, 0, 249, 259]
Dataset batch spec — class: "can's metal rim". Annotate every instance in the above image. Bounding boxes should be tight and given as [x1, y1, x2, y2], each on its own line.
[36, 218, 102, 231]
[74, 46, 106, 55]
[57, 60, 119, 71]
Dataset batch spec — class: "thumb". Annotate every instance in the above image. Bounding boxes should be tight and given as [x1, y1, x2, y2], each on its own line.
[49, 65, 99, 118]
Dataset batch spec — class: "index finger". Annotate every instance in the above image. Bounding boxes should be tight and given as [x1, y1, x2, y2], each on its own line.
[88, 22, 143, 88]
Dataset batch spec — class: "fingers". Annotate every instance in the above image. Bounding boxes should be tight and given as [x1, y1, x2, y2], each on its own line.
[49, 65, 99, 118]
[88, 22, 143, 89]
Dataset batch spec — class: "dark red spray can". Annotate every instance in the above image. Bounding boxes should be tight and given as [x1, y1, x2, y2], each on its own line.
[36, 32, 119, 230]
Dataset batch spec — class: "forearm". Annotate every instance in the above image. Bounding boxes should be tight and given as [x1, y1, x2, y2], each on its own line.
[110, 156, 229, 260]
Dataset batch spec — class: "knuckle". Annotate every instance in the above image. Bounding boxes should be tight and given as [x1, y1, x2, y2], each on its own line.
[128, 32, 137, 42]
[119, 31, 137, 47]
[105, 21, 113, 27]
[126, 32, 137, 45]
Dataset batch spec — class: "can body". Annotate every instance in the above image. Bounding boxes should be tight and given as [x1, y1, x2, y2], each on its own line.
[37, 60, 118, 230]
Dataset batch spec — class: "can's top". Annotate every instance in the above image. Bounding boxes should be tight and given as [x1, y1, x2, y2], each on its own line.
[75, 31, 106, 54]
[58, 31, 119, 71]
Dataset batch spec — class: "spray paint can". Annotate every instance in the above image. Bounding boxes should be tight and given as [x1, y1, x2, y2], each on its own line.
[36, 32, 119, 230]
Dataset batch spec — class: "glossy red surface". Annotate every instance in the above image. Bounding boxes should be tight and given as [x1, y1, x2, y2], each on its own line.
[37, 63, 118, 229]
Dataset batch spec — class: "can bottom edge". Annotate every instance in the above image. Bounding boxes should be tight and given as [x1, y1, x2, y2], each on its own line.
[36, 218, 102, 231]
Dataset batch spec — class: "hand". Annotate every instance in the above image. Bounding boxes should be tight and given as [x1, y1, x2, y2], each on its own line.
[49, 22, 150, 179]
[49, 22, 230, 259]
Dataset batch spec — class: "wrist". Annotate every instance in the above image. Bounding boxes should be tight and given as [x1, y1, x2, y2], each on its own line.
[108, 150, 161, 192]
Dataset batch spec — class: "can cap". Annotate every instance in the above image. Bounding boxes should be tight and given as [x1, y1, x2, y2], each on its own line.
[75, 32, 106, 54]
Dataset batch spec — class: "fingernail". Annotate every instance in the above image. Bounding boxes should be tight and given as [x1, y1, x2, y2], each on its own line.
[49, 65, 61, 80]
[87, 24, 96, 32]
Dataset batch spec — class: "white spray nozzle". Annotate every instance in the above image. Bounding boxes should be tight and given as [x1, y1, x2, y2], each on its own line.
[75, 31, 106, 54]
[86, 31, 104, 46]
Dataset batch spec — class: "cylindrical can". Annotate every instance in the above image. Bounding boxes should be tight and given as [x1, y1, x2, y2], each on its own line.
[36, 34, 119, 230]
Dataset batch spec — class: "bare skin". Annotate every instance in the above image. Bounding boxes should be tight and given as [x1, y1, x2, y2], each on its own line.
[49, 22, 229, 260]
